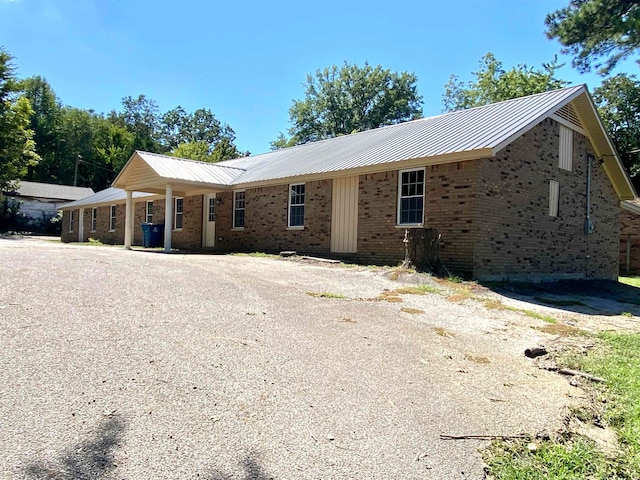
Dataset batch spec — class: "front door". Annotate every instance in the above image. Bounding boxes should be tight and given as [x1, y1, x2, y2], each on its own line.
[205, 193, 216, 247]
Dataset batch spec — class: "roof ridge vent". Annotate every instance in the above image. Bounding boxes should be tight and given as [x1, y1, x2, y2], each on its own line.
[555, 102, 582, 130]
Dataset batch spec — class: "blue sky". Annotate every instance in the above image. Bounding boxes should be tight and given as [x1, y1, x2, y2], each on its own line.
[1, 0, 638, 155]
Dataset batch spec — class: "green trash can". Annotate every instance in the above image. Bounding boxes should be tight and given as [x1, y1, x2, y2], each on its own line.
[141, 223, 164, 248]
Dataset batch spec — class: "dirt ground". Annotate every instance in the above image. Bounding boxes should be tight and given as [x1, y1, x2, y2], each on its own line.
[1, 236, 638, 479]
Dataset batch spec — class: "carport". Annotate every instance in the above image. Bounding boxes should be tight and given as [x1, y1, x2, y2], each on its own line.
[112, 151, 244, 251]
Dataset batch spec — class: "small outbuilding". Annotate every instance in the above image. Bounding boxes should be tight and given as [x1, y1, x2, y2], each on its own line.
[2, 181, 94, 233]
[620, 199, 640, 275]
[60, 85, 637, 281]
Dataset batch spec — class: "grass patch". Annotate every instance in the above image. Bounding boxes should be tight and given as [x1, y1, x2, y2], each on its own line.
[306, 291, 346, 299]
[415, 283, 442, 294]
[484, 332, 640, 479]
[505, 306, 556, 324]
[486, 436, 612, 480]
[400, 307, 425, 315]
[534, 296, 587, 307]
[231, 252, 279, 258]
[619, 276, 640, 288]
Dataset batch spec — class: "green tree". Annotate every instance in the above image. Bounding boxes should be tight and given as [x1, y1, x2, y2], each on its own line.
[161, 106, 243, 160]
[22, 75, 63, 183]
[0, 47, 39, 191]
[169, 141, 212, 161]
[593, 73, 640, 189]
[109, 94, 163, 153]
[545, 0, 640, 75]
[269, 132, 296, 151]
[283, 62, 422, 145]
[442, 53, 568, 112]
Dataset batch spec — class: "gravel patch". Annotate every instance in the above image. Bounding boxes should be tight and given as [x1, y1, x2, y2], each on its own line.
[1, 237, 580, 479]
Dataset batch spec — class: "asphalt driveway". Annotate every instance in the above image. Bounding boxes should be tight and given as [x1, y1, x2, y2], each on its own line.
[0, 237, 578, 479]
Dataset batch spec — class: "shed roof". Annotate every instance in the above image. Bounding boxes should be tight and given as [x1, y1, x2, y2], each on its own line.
[6, 181, 94, 201]
[60, 187, 153, 210]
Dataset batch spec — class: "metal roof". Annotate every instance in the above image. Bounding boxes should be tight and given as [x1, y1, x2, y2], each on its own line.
[112, 151, 246, 192]
[221, 85, 586, 184]
[108, 85, 634, 200]
[59, 187, 153, 210]
[6, 181, 94, 200]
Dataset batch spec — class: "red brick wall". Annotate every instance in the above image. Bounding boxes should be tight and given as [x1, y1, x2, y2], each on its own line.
[215, 181, 332, 255]
[473, 118, 619, 281]
[61, 199, 177, 247]
[620, 208, 640, 275]
[149, 195, 203, 250]
[355, 164, 479, 272]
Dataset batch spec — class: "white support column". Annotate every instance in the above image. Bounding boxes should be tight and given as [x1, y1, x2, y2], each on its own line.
[164, 184, 173, 252]
[124, 190, 133, 249]
[78, 208, 84, 242]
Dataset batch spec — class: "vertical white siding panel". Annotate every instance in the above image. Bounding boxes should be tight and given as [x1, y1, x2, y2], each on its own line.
[331, 176, 358, 253]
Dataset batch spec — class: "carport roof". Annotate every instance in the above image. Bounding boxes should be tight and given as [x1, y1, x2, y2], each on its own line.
[59, 187, 154, 210]
[111, 85, 635, 200]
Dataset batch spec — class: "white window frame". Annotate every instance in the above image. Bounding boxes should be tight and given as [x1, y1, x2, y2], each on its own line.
[559, 125, 573, 172]
[146, 201, 153, 223]
[109, 205, 116, 231]
[69, 210, 74, 233]
[288, 183, 305, 229]
[233, 190, 245, 229]
[549, 180, 560, 217]
[397, 168, 425, 226]
[174, 197, 183, 230]
[91, 207, 97, 232]
[208, 196, 216, 222]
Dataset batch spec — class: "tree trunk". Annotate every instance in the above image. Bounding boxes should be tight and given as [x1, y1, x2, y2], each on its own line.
[402, 228, 448, 275]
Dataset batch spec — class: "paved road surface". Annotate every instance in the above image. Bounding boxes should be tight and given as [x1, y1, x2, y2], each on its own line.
[0, 237, 572, 479]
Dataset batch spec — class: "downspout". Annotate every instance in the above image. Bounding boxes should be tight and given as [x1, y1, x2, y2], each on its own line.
[627, 233, 632, 274]
[584, 154, 595, 279]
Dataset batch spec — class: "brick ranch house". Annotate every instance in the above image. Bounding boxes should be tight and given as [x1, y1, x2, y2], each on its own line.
[60, 85, 636, 281]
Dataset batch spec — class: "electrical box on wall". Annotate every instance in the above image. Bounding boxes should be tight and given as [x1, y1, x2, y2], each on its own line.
[584, 219, 594, 234]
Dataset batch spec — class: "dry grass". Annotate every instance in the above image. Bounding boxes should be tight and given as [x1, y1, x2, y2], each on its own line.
[464, 354, 491, 364]
[447, 293, 472, 302]
[339, 317, 357, 323]
[434, 326, 455, 338]
[395, 286, 426, 295]
[306, 291, 346, 299]
[537, 322, 585, 336]
[400, 307, 425, 315]
[388, 268, 413, 281]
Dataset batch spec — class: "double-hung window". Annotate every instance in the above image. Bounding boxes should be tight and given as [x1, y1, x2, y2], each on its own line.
[146, 201, 153, 223]
[109, 205, 116, 231]
[69, 211, 74, 233]
[174, 197, 183, 230]
[288, 184, 305, 228]
[398, 168, 425, 225]
[91, 207, 97, 232]
[233, 191, 245, 229]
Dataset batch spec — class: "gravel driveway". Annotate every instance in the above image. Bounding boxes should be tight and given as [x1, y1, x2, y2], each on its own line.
[0, 237, 575, 479]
